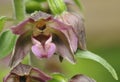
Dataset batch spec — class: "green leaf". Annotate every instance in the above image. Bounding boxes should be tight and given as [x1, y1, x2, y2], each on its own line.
[0, 16, 7, 32]
[0, 30, 17, 58]
[76, 50, 118, 80]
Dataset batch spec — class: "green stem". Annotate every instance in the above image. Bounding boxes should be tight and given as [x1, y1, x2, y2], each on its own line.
[13, 0, 25, 22]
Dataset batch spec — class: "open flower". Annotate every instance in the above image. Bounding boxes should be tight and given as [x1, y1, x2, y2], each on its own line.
[55, 11, 86, 53]
[4, 63, 51, 82]
[10, 11, 75, 68]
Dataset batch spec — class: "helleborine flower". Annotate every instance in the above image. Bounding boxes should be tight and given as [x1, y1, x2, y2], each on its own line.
[4, 63, 51, 82]
[55, 11, 86, 53]
[69, 74, 96, 82]
[10, 11, 75, 68]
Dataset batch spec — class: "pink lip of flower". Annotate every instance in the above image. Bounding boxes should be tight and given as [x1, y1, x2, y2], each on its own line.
[9, 11, 75, 68]
[31, 35, 56, 58]
[3, 63, 51, 82]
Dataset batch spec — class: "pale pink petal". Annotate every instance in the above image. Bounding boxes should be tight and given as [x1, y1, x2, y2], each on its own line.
[31, 36, 56, 58]
[31, 44, 43, 58]
[45, 43, 56, 58]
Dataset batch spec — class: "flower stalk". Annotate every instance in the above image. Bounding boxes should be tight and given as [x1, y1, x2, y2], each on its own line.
[13, 0, 25, 22]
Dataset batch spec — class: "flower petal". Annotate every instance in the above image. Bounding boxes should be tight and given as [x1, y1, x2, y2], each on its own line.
[3, 73, 13, 82]
[11, 18, 34, 35]
[31, 36, 56, 58]
[4, 63, 51, 82]
[49, 27, 75, 64]
[11, 63, 32, 76]
[3, 63, 32, 82]
[31, 44, 43, 58]
[9, 32, 32, 68]
[56, 12, 86, 50]
[48, 18, 78, 52]
[31, 67, 51, 81]
[30, 11, 52, 21]
[62, 28, 78, 53]
[47, 18, 70, 30]
[72, 13, 86, 50]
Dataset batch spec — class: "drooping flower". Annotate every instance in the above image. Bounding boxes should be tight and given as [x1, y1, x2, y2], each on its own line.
[10, 11, 75, 68]
[3, 63, 51, 82]
[69, 74, 96, 82]
[47, 0, 86, 61]
[55, 11, 86, 53]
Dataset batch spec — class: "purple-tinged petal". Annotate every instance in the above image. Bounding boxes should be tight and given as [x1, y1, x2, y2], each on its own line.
[4, 63, 51, 82]
[56, 12, 86, 50]
[62, 28, 78, 53]
[31, 36, 56, 58]
[31, 67, 52, 81]
[66, 12, 86, 50]
[11, 63, 32, 76]
[30, 11, 52, 21]
[11, 18, 34, 35]
[9, 32, 32, 68]
[3, 73, 13, 82]
[73, 13, 86, 50]
[48, 27, 75, 64]
[3, 63, 32, 82]
[48, 17, 78, 53]
[47, 18, 70, 30]
[69, 74, 96, 82]
[31, 44, 43, 58]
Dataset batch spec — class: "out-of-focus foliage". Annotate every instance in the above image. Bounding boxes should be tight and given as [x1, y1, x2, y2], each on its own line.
[0, 16, 7, 32]
[0, 30, 17, 58]
[25, 0, 48, 13]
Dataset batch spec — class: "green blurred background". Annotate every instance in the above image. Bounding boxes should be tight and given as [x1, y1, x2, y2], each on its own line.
[0, 0, 120, 82]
